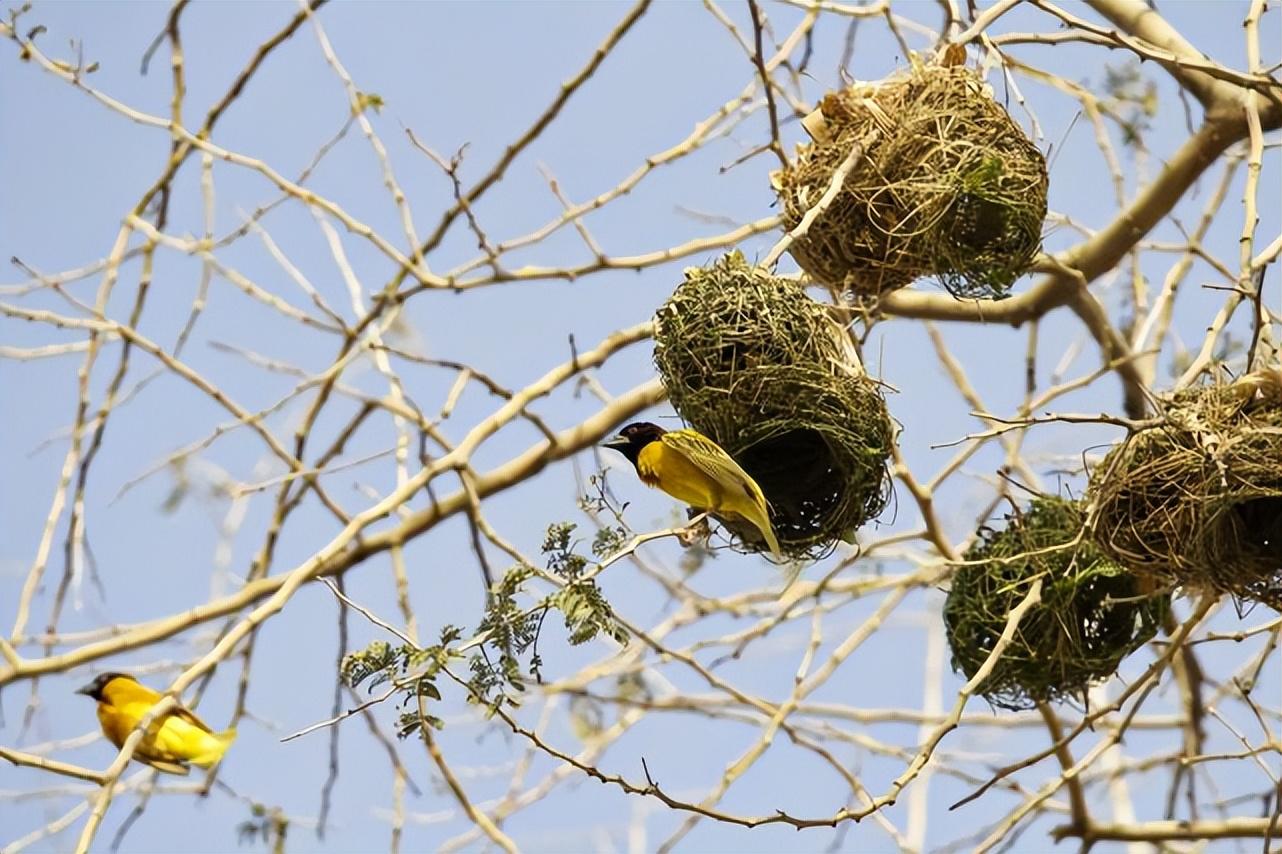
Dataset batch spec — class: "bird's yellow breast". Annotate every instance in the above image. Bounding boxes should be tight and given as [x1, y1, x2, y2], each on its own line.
[636, 441, 723, 509]
[98, 701, 146, 750]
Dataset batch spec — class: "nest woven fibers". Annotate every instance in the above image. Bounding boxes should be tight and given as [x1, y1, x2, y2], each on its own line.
[1089, 378, 1282, 610]
[944, 497, 1169, 711]
[773, 62, 1048, 299]
[653, 252, 894, 560]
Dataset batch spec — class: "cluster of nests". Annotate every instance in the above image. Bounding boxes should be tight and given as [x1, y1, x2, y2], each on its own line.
[946, 379, 1282, 709]
[649, 54, 1278, 710]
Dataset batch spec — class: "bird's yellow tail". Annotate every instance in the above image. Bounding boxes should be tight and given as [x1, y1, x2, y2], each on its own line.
[190, 728, 236, 768]
[740, 504, 783, 562]
[760, 524, 783, 562]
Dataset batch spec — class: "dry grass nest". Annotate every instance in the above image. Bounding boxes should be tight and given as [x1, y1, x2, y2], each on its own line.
[944, 497, 1169, 711]
[1088, 380, 1282, 610]
[654, 252, 894, 560]
[773, 63, 1048, 299]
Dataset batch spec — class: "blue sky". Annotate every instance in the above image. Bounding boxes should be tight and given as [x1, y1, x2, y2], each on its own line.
[2, 1, 1278, 852]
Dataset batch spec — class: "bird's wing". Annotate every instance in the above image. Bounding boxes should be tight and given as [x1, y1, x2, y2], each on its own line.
[114, 698, 211, 739]
[114, 679, 215, 734]
[660, 430, 768, 507]
[171, 704, 215, 734]
[138, 757, 192, 776]
[148, 710, 228, 764]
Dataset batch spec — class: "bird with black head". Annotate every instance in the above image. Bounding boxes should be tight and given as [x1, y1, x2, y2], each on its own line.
[78, 672, 236, 775]
[604, 422, 781, 559]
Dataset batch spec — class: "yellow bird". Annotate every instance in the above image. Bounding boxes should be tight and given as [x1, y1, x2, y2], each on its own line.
[604, 422, 782, 560]
[77, 672, 236, 775]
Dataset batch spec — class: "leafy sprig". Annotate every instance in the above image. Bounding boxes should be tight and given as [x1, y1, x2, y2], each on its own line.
[339, 522, 629, 738]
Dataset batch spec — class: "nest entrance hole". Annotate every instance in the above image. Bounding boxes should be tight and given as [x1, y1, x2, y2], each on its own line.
[1232, 495, 1282, 567]
[733, 428, 843, 543]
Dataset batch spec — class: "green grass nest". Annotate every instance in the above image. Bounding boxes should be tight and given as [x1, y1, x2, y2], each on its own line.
[944, 497, 1169, 710]
[653, 252, 894, 560]
[1088, 381, 1282, 610]
[773, 63, 1048, 299]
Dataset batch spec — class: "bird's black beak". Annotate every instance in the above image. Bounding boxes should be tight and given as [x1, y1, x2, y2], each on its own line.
[602, 435, 631, 454]
[75, 682, 96, 697]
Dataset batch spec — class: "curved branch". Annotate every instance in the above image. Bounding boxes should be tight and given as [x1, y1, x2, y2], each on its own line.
[1081, 0, 1281, 109]
[880, 118, 1247, 328]
[0, 379, 664, 687]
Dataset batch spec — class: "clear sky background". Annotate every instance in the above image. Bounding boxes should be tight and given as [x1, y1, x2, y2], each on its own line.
[2, 1, 1278, 852]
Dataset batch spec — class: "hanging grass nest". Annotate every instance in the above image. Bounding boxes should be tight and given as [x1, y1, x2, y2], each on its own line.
[653, 252, 894, 560]
[1088, 378, 1282, 609]
[944, 497, 1169, 710]
[772, 62, 1048, 299]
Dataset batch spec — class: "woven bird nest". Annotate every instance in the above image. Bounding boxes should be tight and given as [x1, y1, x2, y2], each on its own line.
[773, 63, 1048, 299]
[1088, 379, 1282, 609]
[654, 252, 894, 559]
[944, 497, 1169, 710]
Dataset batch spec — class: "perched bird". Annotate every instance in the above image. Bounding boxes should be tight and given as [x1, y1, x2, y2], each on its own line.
[603, 422, 782, 560]
[77, 673, 236, 775]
